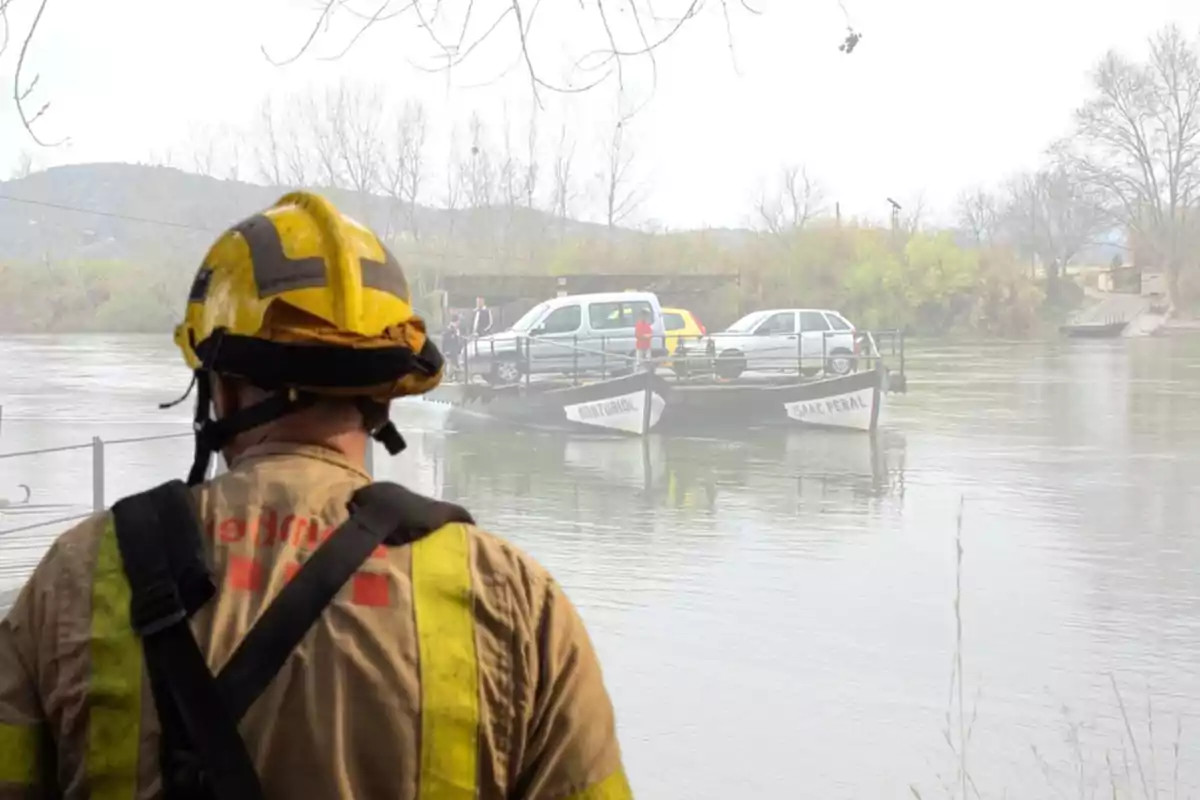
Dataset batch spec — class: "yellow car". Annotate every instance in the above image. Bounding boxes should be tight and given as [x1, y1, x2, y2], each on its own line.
[662, 307, 706, 355]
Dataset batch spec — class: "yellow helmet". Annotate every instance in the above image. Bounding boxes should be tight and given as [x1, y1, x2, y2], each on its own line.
[175, 191, 442, 399]
[173, 192, 443, 484]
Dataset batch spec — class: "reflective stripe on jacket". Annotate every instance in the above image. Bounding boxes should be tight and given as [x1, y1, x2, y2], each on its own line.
[0, 442, 630, 799]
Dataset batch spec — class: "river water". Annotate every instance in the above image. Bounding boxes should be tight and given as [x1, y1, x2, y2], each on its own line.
[1, 333, 1198, 798]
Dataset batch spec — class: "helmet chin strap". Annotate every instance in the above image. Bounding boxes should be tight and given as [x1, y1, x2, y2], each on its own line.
[187, 374, 319, 486]
[354, 398, 407, 457]
[184, 376, 408, 487]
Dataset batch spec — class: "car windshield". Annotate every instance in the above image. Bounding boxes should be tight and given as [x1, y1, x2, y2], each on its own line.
[723, 312, 767, 333]
[508, 302, 549, 332]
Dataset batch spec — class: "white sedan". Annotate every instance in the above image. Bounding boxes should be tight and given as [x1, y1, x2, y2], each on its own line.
[679, 308, 865, 379]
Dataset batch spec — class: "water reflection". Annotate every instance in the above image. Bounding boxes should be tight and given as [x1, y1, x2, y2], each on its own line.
[3, 334, 1200, 796]
[411, 428, 907, 517]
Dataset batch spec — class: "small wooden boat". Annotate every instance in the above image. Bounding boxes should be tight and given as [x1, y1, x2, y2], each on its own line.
[1059, 321, 1129, 338]
[419, 370, 670, 437]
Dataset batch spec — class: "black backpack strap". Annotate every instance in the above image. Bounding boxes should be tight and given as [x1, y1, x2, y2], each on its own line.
[111, 479, 475, 799]
[111, 481, 265, 800]
[215, 481, 473, 719]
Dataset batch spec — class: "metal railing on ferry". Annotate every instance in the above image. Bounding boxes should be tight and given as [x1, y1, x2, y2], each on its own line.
[448, 328, 906, 388]
[0, 425, 190, 534]
[0, 411, 380, 537]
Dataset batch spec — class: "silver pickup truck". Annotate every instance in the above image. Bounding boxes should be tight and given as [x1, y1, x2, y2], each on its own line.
[464, 290, 669, 384]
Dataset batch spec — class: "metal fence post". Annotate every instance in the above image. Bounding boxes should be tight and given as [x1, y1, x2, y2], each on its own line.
[524, 337, 532, 388]
[92, 437, 105, 512]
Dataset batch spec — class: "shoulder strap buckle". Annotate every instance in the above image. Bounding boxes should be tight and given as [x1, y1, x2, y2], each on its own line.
[130, 578, 188, 637]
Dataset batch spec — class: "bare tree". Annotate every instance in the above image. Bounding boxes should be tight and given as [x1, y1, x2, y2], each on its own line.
[146, 146, 179, 170]
[255, 99, 285, 186]
[186, 123, 243, 181]
[1055, 24, 1200, 305]
[1000, 166, 1108, 280]
[189, 126, 219, 178]
[755, 164, 827, 233]
[899, 192, 927, 235]
[301, 91, 342, 188]
[461, 111, 496, 210]
[254, 1, 767, 106]
[493, 108, 543, 248]
[498, 110, 523, 209]
[442, 123, 465, 242]
[599, 114, 642, 230]
[380, 100, 428, 241]
[329, 82, 387, 198]
[9, 150, 36, 180]
[956, 186, 1001, 246]
[522, 110, 540, 211]
[283, 83, 387, 227]
[549, 124, 577, 226]
[11, 1, 812, 145]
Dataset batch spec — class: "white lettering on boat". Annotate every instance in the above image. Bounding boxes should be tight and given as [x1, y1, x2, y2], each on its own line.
[575, 396, 638, 419]
[563, 390, 664, 434]
[783, 388, 875, 431]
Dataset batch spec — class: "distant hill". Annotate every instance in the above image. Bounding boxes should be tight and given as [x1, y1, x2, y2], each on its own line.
[0, 163, 633, 271]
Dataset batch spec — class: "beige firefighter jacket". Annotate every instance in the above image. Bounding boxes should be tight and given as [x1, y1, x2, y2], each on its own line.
[0, 442, 630, 799]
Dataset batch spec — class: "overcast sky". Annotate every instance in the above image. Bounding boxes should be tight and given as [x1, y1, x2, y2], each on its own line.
[1, 0, 1199, 230]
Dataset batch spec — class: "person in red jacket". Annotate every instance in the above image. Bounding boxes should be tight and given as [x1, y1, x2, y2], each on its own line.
[634, 309, 653, 370]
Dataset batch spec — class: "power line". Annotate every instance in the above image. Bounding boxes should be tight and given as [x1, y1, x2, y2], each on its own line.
[0, 192, 601, 268]
[0, 194, 218, 232]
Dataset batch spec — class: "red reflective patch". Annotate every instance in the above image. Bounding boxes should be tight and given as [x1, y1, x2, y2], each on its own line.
[227, 555, 263, 591]
[351, 572, 391, 608]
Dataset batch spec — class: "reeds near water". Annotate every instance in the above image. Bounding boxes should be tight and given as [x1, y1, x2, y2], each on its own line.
[910, 500, 1188, 799]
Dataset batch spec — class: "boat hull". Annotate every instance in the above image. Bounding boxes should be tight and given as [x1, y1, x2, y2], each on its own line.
[1059, 321, 1129, 338]
[420, 371, 670, 436]
[658, 367, 884, 434]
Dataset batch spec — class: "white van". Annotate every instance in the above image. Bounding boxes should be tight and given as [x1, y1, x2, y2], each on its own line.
[466, 291, 668, 384]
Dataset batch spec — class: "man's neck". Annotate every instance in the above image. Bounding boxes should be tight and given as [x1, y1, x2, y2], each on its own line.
[226, 427, 369, 468]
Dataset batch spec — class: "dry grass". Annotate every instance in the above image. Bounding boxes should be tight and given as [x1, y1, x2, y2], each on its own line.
[909, 499, 1190, 800]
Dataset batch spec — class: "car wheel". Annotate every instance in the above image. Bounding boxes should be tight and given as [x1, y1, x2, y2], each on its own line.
[715, 349, 746, 380]
[488, 357, 523, 385]
[826, 348, 855, 376]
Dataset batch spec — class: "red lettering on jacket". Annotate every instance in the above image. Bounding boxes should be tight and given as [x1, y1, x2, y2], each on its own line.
[218, 518, 246, 544]
[279, 515, 297, 546]
[252, 509, 278, 546]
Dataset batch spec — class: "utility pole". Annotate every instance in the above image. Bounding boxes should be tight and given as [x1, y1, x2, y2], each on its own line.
[886, 197, 902, 248]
